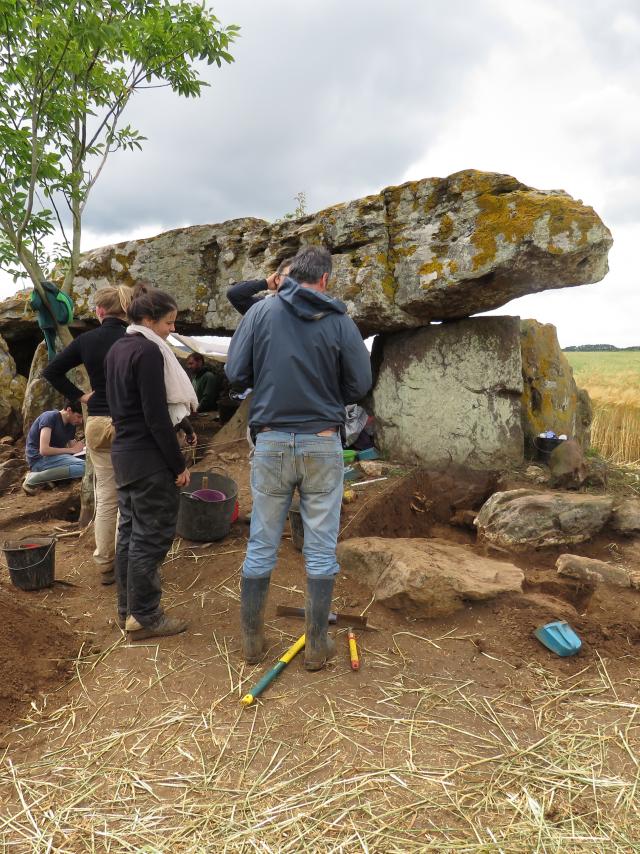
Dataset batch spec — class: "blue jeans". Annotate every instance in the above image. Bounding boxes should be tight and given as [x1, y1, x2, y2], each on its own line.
[243, 431, 343, 579]
[31, 453, 85, 479]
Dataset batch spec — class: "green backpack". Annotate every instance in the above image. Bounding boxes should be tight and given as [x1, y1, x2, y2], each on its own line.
[30, 281, 75, 359]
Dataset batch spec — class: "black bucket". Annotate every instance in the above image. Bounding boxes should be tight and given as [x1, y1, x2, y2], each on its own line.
[176, 471, 238, 541]
[534, 436, 565, 463]
[2, 537, 56, 591]
[288, 505, 304, 552]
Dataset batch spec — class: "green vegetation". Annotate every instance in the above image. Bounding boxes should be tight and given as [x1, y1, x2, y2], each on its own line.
[0, 0, 238, 345]
[565, 350, 640, 382]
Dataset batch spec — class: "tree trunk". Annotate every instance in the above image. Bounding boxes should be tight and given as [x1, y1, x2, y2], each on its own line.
[20, 245, 95, 523]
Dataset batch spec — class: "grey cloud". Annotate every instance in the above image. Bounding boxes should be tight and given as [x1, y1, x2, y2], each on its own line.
[84, 0, 510, 234]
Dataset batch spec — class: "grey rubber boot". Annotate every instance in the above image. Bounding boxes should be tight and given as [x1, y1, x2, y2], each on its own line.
[304, 577, 337, 671]
[240, 576, 271, 664]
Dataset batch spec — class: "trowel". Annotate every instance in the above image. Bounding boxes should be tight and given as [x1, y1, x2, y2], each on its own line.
[534, 620, 582, 657]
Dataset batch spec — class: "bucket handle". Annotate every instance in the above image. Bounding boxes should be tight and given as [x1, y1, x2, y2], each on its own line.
[1, 539, 56, 570]
[532, 437, 563, 453]
[195, 465, 233, 492]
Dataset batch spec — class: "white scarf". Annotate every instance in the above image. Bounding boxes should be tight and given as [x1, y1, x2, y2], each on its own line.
[127, 324, 199, 426]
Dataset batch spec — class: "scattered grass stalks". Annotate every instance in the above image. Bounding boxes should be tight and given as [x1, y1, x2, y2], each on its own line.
[1, 630, 639, 853]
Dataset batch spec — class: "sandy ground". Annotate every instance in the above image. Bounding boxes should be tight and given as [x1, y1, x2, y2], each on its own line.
[0, 441, 639, 851]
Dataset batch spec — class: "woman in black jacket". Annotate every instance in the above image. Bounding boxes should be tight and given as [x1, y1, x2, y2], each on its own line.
[43, 285, 134, 585]
[105, 284, 192, 640]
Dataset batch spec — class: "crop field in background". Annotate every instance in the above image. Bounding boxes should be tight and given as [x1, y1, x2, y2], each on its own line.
[565, 351, 640, 464]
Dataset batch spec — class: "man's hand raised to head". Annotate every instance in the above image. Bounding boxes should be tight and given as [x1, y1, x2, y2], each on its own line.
[266, 272, 280, 291]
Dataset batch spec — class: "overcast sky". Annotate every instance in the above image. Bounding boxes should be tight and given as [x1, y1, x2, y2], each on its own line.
[2, 0, 639, 346]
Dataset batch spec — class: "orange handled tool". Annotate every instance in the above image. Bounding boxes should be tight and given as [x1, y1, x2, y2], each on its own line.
[347, 628, 360, 671]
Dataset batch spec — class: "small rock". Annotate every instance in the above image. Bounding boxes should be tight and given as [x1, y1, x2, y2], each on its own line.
[358, 461, 387, 478]
[556, 553, 633, 588]
[610, 499, 640, 536]
[549, 439, 588, 489]
[0, 458, 26, 491]
[525, 465, 549, 484]
[449, 509, 478, 529]
[0, 435, 14, 445]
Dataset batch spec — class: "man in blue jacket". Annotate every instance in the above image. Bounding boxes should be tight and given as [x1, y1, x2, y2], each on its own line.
[226, 246, 372, 671]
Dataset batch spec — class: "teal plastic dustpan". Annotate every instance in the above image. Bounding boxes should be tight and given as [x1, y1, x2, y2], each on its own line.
[534, 620, 582, 657]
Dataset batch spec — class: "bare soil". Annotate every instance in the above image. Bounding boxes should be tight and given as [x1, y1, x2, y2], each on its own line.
[1, 444, 639, 849]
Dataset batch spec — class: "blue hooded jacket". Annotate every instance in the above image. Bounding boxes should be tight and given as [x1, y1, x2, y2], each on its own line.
[225, 277, 372, 433]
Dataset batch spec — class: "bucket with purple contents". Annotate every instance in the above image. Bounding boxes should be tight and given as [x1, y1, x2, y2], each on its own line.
[177, 471, 238, 541]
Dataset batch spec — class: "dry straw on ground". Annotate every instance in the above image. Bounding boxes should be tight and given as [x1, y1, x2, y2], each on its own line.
[1, 627, 638, 852]
[566, 353, 640, 465]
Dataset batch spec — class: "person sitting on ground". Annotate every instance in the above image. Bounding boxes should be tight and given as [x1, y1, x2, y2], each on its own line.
[226, 256, 296, 316]
[185, 352, 222, 413]
[25, 400, 85, 481]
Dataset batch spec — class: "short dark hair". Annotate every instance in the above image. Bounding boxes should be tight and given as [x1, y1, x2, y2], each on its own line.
[288, 246, 332, 284]
[128, 280, 178, 324]
[277, 256, 296, 275]
[64, 399, 83, 414]
[188, 352, 204, 364]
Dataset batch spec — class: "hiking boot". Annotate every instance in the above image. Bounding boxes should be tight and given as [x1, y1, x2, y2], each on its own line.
[304, 577, 337, 671]
[100, 568, 115, 585]
[125, 614, 188, 641]
[21, 478, 36, 496]
[240, 575, 270, 663]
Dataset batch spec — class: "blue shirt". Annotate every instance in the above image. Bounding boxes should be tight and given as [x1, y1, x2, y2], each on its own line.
[225, 277, 372, 433]
[26, 410, 76, 468]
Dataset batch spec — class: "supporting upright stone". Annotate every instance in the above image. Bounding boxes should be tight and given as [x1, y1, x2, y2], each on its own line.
[22, 341, 65, 435]
[371, 316, 524, 470]
[520, 319, 591, 452]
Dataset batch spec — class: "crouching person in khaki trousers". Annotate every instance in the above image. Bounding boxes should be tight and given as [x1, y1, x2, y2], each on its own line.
[43, 285, 134, 584]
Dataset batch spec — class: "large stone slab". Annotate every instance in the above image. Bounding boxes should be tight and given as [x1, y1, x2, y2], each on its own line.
[337, 536, 524, 617]
[371, 316, 524, 469]
[0, 170, 612, 339]
[0, 334, 27, 437]
[476, 489, 614, 549]
[520, 319, 591, 452]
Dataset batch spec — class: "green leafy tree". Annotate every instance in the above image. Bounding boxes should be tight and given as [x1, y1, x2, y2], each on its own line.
[0, 0, 238, 346]
[0, 0, 237, 521]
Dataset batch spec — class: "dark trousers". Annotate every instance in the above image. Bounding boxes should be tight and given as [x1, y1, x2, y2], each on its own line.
[115, 468, 179, 625]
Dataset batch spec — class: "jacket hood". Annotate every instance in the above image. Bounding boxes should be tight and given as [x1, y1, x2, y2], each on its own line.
[277, 277, 346, 321]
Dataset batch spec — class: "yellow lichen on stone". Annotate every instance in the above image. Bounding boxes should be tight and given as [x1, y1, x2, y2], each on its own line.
[195, 282, 209, 302]
[381, 273, 397, 300]
[451, 169, 522, 197]
[520, 319, 589, 449]
[437, 213, 454, 241]
[472, 191, 594, 272]
[418, 258, 458, 285]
